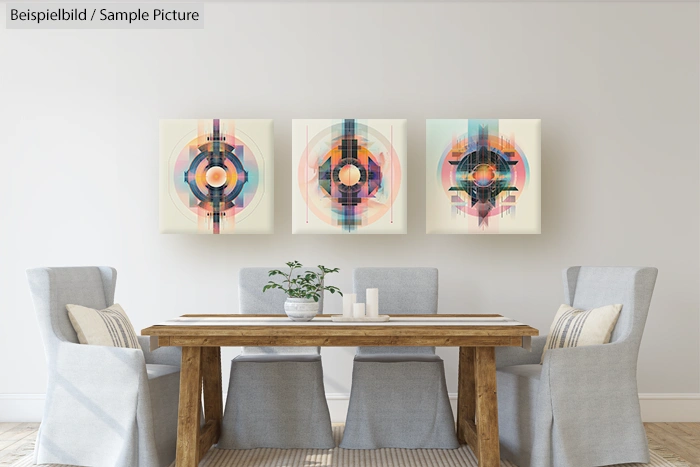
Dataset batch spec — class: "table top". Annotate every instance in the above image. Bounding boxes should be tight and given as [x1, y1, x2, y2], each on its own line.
[141, 314, 539, 346]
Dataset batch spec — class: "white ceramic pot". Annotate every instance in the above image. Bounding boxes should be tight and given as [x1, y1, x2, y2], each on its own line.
[284, 297, 319, 322]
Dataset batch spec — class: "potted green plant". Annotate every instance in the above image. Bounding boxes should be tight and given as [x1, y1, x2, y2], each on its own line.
[263, 261, 342, 321]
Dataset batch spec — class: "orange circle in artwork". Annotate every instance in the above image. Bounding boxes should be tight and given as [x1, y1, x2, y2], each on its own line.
[473, 164, 496, 187]
[338, 164, 361, 186]
[205, 166, 227, 187]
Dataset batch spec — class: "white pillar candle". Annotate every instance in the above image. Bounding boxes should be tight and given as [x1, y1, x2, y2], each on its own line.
[342, 293, 356, 318]
[353, 303, 366, 319]
[366, 288, 379, 318]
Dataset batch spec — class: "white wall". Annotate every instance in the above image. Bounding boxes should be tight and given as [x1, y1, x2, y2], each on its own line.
[0, 1, 698, 421]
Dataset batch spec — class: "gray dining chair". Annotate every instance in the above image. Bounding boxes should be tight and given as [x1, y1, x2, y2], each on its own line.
[217, 267, 334, 449]
[340, 267, 459, 449]
[495, 266, 658, 467]
[26, 266, 181, 467]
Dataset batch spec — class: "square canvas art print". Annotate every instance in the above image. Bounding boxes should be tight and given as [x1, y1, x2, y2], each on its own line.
[292, 119, 407, 234]
[160, 119, 274, 234]
[426, 119, 541, 234]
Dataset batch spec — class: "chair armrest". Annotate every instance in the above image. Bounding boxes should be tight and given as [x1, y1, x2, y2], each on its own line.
[53, 340, 147, 405]
[496, 335, 547, 368]
[138, 336, 182, 367]
[543, 341, 639, 402]
[56, 340, 146, 374]
[544, 340, 635, 381]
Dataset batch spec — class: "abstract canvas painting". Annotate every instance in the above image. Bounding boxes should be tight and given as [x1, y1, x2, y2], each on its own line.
[160, 119, 274, 234]
[292, 119, 407, 234]
[426, 119, 540, 234]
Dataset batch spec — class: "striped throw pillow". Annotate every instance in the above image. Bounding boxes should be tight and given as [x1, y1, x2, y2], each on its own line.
[66, 303, 140, 349]
[541, 304, 622, 363]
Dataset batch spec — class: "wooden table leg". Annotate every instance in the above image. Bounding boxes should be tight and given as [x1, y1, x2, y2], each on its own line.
[199, 347, 223, 461]
[475, 346, 500, 467]
[457, 347, 476, 446]
[176, 346, 203, 467]
[458, 346, 500, 466]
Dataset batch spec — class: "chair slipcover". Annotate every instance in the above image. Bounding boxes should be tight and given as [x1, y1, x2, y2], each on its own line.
[495, 266, 658, 467]
[340, 267, 459, 449]
[217, 267, 334, 449]
[26, 266, 181, 467]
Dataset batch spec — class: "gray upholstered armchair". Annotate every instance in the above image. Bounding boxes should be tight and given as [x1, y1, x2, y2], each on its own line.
[26, 266, 181, 467]
[495, 266, 658, 467]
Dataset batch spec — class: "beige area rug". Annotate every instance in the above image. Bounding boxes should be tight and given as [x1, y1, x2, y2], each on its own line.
[9, 426, 691, 467]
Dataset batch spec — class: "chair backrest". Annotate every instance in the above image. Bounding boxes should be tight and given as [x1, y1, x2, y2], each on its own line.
[563, 266, 657, 348]
[353, 267, 438, 315]
[238, 267, 322, 355]
[353, 267, 438, 356]
[26, 266, 117, 359]
[239, 267, 324, 314]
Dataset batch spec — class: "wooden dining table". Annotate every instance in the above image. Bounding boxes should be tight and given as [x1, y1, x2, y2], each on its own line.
[141, 314, 538, 467]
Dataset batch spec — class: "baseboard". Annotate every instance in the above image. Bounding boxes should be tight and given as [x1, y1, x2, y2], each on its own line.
[638, 393, 700, 422]
[2, 393, 699, 423]
[0, 394, 45, 422]
[326, 393, 352, 423]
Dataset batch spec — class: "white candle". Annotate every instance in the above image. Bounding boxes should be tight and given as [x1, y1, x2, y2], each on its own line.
[342, 293, 356, 318]
[353, 303, 366, 319]
[366, 288, 379, 318]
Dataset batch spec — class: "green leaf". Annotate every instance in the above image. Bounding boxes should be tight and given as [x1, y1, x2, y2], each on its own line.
[264, 262, 340, 299]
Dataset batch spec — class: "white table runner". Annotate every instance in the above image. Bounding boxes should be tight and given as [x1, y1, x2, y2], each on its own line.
[156, 316, 527, 327]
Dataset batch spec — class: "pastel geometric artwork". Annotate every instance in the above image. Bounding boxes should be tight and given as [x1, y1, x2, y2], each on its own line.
[426, 119, 541, 234]
[159, 119, 273, 234]
[292, 119, 407, 234]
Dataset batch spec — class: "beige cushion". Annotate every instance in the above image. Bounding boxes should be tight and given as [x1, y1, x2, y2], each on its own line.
[66, 303, 140, 349]
[541, 303, 622, 363]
